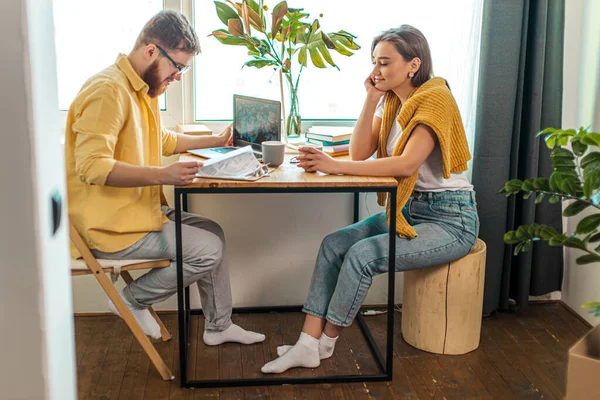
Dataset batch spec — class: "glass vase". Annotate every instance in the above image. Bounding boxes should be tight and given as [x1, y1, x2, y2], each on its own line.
[285, 76, 301, 138]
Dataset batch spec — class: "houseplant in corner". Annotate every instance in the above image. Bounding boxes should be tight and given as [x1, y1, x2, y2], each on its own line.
[210, 0, 360, 138]
[499, 126, 600, 399]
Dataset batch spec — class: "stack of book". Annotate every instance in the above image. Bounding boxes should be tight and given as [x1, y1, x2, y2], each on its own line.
[305, 126, 353, 156]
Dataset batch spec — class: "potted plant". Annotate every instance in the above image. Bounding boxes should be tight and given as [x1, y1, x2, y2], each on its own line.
[210, 0, 360, 138]
[500, 126, 600, 399]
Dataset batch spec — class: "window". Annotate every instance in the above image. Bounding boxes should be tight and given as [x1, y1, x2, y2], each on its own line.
[193, 0, 483, 131]
[53, 0, 166, 111]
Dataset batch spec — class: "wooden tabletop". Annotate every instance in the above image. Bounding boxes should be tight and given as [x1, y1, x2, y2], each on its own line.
[178, 152, 398, 189]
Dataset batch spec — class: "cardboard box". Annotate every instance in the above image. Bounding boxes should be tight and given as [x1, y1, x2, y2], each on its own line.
[175, 124, 212, 135]
[566, 323, 600, 399]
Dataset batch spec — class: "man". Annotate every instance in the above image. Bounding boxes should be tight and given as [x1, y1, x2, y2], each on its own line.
[65, 10, 264, 345]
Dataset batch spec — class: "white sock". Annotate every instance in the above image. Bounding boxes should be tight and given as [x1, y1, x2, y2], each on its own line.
[107, 293, 161, 340]
[203, 324, 265, 346]
[261, 332, 320, 374]
[277, 332, 338, 359]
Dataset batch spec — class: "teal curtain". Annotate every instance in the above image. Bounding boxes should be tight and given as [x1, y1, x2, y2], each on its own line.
[473, 0, 565, 314]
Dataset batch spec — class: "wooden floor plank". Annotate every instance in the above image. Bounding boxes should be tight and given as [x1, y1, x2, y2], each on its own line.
[72, 303, 578, 400]
[193, 315, 221, 399]
[143, 315, 174, 400]
[485, 316, 563, 400]
[259, 312, 294, 400]
[91, 317, 134, 399]
[363, 313, 421, 399]
[554, 303, 591, 340]
[77, 316, 117, 399]
[235, 314, 269, 400]
[167, 314, 196, 400]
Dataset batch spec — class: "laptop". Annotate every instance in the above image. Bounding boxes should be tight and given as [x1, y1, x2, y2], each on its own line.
[189, 95, 282, 159]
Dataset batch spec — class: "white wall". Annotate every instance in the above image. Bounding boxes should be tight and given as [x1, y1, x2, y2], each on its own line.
[0, 0, 77, 399]
[561, 0, 600, 326]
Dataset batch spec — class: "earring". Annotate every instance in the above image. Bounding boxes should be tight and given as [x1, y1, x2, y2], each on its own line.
[409, 72, 415, 78]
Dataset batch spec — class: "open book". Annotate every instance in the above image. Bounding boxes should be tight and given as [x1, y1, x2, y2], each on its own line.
[195, 146, 269, 181]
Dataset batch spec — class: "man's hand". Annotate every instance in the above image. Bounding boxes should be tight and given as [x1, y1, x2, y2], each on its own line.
[158, 161, 202, 185]
[218, 124, 234, 147]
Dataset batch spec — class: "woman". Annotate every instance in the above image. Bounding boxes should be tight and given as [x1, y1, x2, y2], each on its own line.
[261, 25, 479, 374]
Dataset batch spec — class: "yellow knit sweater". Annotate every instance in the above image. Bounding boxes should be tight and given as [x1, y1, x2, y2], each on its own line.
[376, 77, 471, 238]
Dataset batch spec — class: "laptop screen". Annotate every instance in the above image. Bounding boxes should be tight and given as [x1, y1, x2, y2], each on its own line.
[233, 95, 281, 152]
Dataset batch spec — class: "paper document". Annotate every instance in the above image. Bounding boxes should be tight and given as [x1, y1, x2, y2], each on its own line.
[196, 146, 269, 181]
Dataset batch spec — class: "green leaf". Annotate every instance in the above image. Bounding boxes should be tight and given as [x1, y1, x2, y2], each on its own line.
[515, 226, 529, 240]
[504, 231, 520, 244]
[244, 58, 277, 68]
[522, 179, 535, 191]
[581, 152, 600, 169]
[549, 234, 568, 246]
[271, 1, 288, 37]
[564, 237, 587, 250]
[537, 127, 557, 136]
[549, 195, 562, 204]
[328, 31, 361, 56]
[563, 200, 590, 217]
[552, 158, 576, 168]
[589, 232, 600, 242]
[558, 135, 570, 146]
[560, 178, 580, 195]
[210, 29, 251, 46]
[505, 179, 524, 193]
[549, 172, 564, 192]
[584, 172, 598, 199]
[533, 178, 550, 191]
[214, 1, 241, 26]
[297, 46, 307, 66]
[581, 132, 600, 147]
[523, 192, 533, 200]
[308, 45, 326, 68]
[545, 134, 557, 149]
[582, 302, 600, 309]
[572, 140, 588, 156]
[551, 147, 575, 159]
[535, 193, 545, 204]
[514, 242, 525, 256]
[576, 254, 600, 264]
[317, 43, 338, 68]
[576, 213, 600, 234]
[539, 225, 559, 240]
[320, 31, 336, 49]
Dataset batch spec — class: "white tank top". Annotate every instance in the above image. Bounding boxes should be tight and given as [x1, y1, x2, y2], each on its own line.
[375, 98, 473, 192]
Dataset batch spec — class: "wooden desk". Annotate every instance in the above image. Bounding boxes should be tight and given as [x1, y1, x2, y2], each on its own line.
[179, 152, 396, 189]
[175, 152, 398, 388]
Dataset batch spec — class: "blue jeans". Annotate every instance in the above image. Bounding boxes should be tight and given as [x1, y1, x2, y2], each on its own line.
[302, 191, 480, 327]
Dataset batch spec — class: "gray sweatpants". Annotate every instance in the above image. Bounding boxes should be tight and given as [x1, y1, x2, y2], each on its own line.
[93, 206, 232, 332]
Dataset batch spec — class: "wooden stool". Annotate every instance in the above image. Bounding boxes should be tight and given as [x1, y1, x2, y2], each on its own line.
[401, 239, 487, 355]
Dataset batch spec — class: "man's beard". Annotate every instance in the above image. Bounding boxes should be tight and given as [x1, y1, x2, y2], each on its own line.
[142, 60, 167, 98]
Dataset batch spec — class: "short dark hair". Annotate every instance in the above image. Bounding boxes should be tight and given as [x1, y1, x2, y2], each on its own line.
[134, 10, 200, 55]
[371, 25, 433, 87]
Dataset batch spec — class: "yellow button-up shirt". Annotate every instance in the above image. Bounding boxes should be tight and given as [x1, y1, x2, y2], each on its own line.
[65, 54, 178, 257]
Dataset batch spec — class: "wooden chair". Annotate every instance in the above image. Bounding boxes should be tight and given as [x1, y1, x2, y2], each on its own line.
[69, 222, 175, 380]
[401, 238, 487, 355]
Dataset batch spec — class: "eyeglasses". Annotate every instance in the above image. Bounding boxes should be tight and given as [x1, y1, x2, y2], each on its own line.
[155, 44, 191, 76]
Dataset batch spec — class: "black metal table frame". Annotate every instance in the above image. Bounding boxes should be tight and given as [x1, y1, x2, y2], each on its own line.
[174, 186, 397, 388]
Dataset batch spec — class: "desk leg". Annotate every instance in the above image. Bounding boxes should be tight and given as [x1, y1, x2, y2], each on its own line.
[175, 190, 188, 386]
[387, 189, 396, 379]
[353, 192, 359, 223]
[182, 194, 191, 315]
